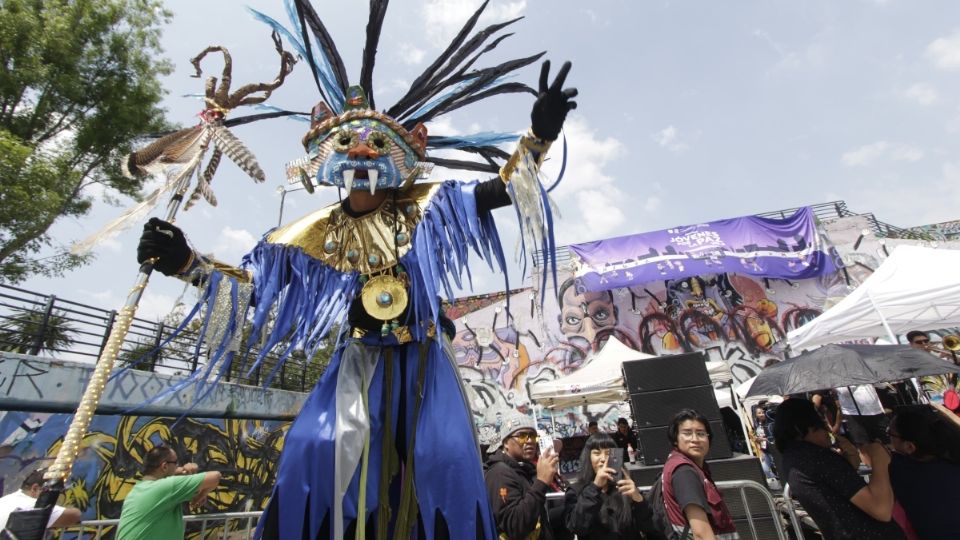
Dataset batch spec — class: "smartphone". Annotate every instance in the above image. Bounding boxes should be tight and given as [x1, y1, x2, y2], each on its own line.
[536, 429, 555, 457]
[606, 447, 624, 481]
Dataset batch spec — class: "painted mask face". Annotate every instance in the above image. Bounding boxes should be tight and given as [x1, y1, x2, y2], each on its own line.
[297, 87, 428, 194]
[314, 118, 419, 193]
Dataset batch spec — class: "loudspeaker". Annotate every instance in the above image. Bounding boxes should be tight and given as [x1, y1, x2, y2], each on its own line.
[622, 352, 710, 393]
[629, 385, 723, 428]
[628, 453, 765, 488]
[636, 420, 732, 464]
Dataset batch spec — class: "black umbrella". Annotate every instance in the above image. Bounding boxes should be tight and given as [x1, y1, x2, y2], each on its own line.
[746, 344, 960, 397]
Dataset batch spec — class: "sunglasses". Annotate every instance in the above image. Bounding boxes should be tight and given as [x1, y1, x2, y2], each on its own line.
[511, 433, 539, 444]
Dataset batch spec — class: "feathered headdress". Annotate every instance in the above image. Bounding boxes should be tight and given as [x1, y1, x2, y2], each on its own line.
[250, 0, 544, 177]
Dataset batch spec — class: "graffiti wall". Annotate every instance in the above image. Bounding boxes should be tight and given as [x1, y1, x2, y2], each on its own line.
[0, 410, 288, 538]
[452, 268, 848, 446]
[453, 214, 960, 447]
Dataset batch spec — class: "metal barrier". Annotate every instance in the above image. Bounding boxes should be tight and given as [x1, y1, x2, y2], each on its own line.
[634, 479, 799, 540]
[48, 483, 804, 539]
[781, 482, 809, 540]
[46, 511, 261, 539]
[0, 283, 328, 392]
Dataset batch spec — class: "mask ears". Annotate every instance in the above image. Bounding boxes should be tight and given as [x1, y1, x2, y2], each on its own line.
[410, 122, 428, 156]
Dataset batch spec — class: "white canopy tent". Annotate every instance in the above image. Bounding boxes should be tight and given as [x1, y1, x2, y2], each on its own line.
[788, 245, 960, 351]
[529, 336, 654, 408]
[530, 336, 739, 409]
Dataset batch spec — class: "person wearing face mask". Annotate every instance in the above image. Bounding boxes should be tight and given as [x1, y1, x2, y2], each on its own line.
[485, 410, 559, 540]
[661, 409, 739, 540]
[563, 433, 655, 540]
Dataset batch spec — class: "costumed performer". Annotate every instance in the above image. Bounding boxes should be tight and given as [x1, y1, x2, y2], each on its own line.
[132, 2, 577, 539]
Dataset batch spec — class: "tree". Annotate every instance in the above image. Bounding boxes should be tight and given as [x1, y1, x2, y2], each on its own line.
[0, 0, 173, 283]
[0, 305, 76, 355]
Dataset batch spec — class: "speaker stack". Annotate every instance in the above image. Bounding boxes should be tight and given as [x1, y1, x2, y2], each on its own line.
[621, 351, 732, 465]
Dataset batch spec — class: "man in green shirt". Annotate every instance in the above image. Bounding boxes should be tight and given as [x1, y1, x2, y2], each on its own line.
[116, 444, 220, 540]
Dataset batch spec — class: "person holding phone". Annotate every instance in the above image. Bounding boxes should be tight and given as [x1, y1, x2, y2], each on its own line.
[563, 433, 655, 539]
[485, 410, 559, 540]
[774, 399, 905, 539]
[661, 409, 739, 539]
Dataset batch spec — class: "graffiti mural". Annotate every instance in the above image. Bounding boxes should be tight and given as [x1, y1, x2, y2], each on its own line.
[0, 410, 288, 539]
[452, 268, 845, 446]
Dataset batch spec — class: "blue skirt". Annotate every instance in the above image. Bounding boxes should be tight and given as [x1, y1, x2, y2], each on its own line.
[255, 333, 496, 540]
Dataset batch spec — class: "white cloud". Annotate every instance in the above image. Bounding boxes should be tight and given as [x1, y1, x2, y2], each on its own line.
[543, 116, 630, 242]
[423, 0, 526, 47]
[902, 82, 939, 105]
[652, 125, 689, 154]
[98, 237, 122, 253]
[926, 31, 960, 71]
[212, 227, 257, 260]
[79, 289, 176, 321]
[753, 29, 786, 57]
[773, 41, 828, 72]
[396, 43, 426, 65]
[890, 145, 924, 162]
[841, 141, 923, 166]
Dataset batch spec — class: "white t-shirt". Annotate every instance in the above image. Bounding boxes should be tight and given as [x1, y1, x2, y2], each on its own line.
[0, 490, 65, 529]
[836, 385, 885, 416]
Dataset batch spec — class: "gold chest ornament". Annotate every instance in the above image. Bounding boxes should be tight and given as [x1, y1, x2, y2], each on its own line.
[267, 183, 442, 330]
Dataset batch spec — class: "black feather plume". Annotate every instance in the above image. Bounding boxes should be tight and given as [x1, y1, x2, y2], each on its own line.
[386, 0, 489, 118]
[295, 0, 350, 93]
[426, 156, 499, 174]
[360, 0, 389, 110]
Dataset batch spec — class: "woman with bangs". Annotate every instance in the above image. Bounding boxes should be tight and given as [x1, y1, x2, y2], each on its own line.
[563, 433, 656, 539]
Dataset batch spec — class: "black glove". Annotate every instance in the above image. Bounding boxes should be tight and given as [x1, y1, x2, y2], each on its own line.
[530, 60, 578, 141]
[137, 217, 192, 276]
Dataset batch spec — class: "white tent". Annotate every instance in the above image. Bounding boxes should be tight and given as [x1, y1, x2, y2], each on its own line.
[530, 337, 739, 409]
[788, 245, 960, 351]
[529, 336, 655, 408]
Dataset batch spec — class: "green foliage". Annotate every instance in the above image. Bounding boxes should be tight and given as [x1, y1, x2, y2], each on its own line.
[118, 338, 158, 371]
[0, 0, 173, 283]
[0, 304, 76, 355]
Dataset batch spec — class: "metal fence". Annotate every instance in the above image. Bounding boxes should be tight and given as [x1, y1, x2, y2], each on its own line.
[45, 511, 261, 539]
[50, 486, 803, 540]
[0, 283, 326, 393]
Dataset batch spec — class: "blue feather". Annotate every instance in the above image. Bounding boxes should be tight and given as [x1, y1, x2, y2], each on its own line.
[246, 6, 345, 112]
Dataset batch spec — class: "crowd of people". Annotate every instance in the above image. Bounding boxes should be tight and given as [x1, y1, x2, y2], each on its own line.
[485, 408, 741, 540]
[4, 330, 959, 539]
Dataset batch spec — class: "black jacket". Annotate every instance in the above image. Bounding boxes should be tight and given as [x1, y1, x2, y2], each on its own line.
[484, 449, 554, 540]
[564, 481, 656, 540]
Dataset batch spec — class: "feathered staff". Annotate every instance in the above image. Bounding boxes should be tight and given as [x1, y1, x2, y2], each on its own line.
[71, 31, 298, 255]
[3, 35, 298, 540]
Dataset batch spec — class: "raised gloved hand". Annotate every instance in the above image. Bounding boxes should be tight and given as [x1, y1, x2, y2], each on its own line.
[530, 60, 578, 141]
[137, 217, 192, 276]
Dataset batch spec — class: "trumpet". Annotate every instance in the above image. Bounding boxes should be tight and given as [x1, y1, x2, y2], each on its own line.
[924, 334, 960, 354]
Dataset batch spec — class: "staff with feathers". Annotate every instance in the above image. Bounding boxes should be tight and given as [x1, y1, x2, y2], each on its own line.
[1, 34, 298, 540]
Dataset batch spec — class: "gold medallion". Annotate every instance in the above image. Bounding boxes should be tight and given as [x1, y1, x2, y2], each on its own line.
[361, 274, 408, 321]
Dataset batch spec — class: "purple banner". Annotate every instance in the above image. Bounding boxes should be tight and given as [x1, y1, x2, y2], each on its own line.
[570, 207, 836, 292]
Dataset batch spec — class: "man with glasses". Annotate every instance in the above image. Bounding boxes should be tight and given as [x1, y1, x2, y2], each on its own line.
[0, 468, 81, 533]
[906, 330, 931, 349]
[485, 410, 559, 540]
[116, 444, 220, 540]
[661, 409, 739, 539]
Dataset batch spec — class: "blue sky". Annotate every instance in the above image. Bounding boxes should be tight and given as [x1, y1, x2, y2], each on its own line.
[25, 0, 960, 322]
